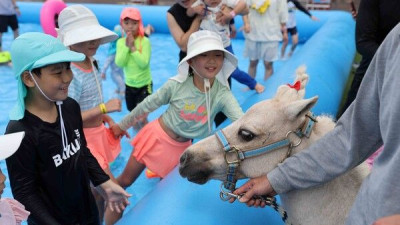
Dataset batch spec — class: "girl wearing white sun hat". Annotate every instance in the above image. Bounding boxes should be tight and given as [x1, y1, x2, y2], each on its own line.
[57, 5, 124, 224]
[109, 31, 244, 213]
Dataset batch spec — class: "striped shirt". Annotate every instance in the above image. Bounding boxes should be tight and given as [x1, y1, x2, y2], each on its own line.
[69, 62, 103, 111]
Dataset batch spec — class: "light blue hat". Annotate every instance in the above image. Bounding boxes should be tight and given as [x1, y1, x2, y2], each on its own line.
[9, 32, 85, 120]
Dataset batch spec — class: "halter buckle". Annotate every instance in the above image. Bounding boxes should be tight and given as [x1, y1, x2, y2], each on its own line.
[224, 147, 243, 164]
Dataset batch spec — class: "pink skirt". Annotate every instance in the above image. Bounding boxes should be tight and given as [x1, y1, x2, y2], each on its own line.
[0, 198, 30, 225]
[132, 119, 192, 178]
[84, 124, 121, 170]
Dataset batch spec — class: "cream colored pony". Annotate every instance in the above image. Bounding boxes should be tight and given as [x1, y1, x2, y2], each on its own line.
[179, 67, 369, 225]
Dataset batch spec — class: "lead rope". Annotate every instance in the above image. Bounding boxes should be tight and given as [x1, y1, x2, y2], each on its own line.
[220, 186, 293, 225]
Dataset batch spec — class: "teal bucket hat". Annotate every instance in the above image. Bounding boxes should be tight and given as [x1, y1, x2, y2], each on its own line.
[9, 32, 85, 120]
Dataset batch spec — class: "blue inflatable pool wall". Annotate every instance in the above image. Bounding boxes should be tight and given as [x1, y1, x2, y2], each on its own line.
[17, 2, 355, 224]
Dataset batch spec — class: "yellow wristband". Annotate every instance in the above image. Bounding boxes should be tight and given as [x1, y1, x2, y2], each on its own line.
[99, 103, 107, 114]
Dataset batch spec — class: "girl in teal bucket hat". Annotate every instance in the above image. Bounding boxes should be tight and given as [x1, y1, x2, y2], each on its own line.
[5, 32, 130, 225]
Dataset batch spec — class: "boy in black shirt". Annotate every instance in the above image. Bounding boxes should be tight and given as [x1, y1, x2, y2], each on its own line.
[5, 32, 130, 225]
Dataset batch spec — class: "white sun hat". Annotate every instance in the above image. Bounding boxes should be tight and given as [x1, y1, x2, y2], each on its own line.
[174, 30, 238, 87]
[57, 4, 118, 47]
[0, 132, 25, 160]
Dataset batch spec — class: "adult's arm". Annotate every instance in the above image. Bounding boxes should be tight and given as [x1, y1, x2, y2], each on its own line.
[167, 12, 201, 53]
[267, 28, 394, 193]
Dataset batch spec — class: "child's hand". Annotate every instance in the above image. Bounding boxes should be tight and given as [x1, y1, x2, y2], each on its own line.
[102, 114, 115, 127]
[254, 83, 265, 93]
[311, 16, 319, 21]
[105, 98, 122, 113]
[101, 73, 106, 80]
[110, 124, 131, 139]
[240, 23, 250, 33]
[97, 180, 131, 213]
[125, 32, 136, 52]
[193, 4, 206, 16]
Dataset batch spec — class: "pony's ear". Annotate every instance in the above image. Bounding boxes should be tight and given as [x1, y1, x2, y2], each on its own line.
[285, 96, 318, 121]
[275, 65, 309, 102]
[294, 65, 308, 99]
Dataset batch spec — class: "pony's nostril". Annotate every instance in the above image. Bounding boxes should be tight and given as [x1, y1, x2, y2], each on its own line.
[180, 152, 192, 165]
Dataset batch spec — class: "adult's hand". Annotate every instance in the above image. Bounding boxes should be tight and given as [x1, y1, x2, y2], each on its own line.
[230, 175, 276, 207]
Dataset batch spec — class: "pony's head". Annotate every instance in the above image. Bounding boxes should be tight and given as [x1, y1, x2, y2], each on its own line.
[179, 66, 320, 184]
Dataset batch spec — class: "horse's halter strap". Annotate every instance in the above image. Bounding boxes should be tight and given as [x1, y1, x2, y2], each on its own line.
[216, 112, 317, 196]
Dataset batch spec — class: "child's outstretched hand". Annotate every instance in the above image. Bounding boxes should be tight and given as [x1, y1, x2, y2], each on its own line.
[254, 83, 265, 93]
[97, 180, 131, 213]
[240, 23, 251, 33]
[111, 124, 130, 139]
[105, 98, 122, 113]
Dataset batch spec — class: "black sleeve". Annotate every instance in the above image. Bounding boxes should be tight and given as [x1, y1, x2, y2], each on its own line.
[72, 99, 110, 186]
[5, 123, 61, 225]
[355, 0, 380, 60]
[292, 0, 312, 17]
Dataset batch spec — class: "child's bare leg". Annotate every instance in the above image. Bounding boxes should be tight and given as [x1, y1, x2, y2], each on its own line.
[281, 36, 289, 58]
[13, 29, 19, 39]
[104, 168, 124, 225]
[248, 60, 259, 78]
[288, 33, 299, 57]
[117, 155, 146, 188]
[264, 61, 273, 81]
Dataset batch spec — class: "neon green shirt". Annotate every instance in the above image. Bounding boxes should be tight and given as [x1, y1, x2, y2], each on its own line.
[115, 36, 152, 88]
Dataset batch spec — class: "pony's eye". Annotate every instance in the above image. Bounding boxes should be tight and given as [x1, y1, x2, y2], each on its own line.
[238, 129, 255, 142]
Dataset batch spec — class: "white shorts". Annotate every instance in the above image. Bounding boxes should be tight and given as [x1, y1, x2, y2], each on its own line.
[244, 40, 279, 62]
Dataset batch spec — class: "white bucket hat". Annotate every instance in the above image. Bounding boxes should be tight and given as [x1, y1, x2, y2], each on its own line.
[174, 30, 238, 87]
[57, 4, 118, 46]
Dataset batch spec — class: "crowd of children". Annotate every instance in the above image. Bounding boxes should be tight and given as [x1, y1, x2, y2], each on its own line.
[0, 1, 335, 225]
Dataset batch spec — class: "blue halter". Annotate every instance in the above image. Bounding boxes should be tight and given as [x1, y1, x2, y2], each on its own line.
[216, 112, 317, 195]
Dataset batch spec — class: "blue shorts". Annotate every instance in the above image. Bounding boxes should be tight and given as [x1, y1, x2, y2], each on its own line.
[0, 15, 18, 33]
